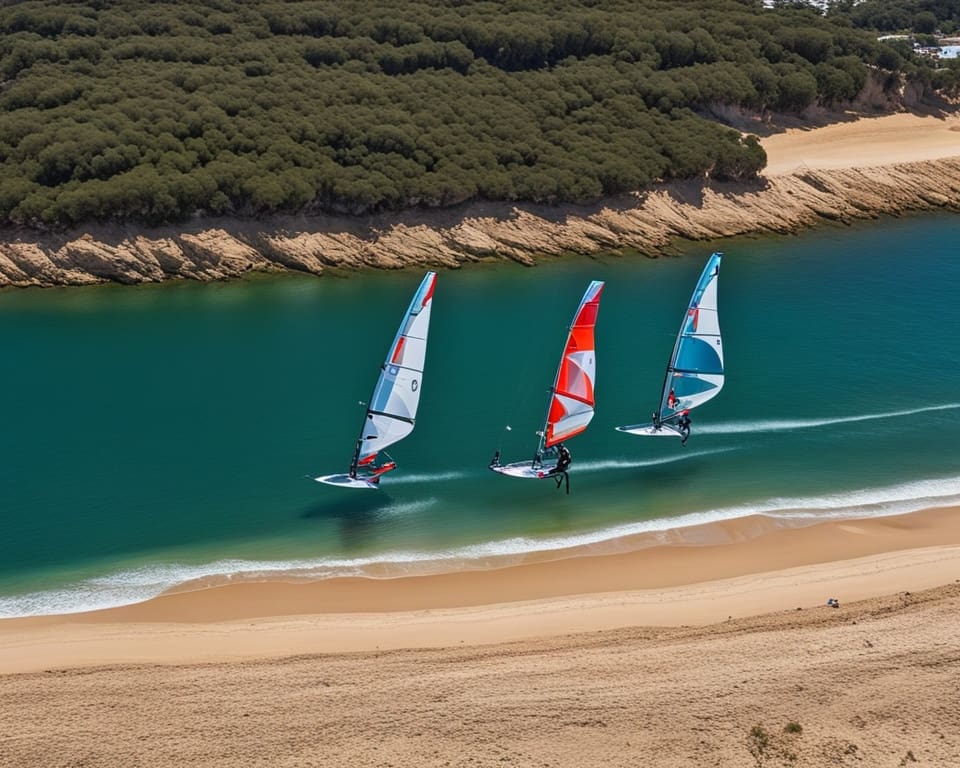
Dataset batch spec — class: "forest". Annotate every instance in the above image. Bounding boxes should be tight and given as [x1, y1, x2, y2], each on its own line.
[0, 0, 956, 229]
[827, 0, 960, 34]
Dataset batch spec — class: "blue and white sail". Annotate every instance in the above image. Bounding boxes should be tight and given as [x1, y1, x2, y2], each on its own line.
[617, 253, 723, 437]
[316, 271, 437, 489]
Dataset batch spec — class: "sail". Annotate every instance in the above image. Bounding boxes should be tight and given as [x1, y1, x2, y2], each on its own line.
[544, 280, 605, 448]
[354, 272, 436, 467]
[659, 253, 723, 421]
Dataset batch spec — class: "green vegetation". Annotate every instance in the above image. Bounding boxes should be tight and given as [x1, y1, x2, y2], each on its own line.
[828, 1, 960, 35]
[0, 0, 934, 228]
[827, 0, 960, 95]
[748, 724, 771, 767]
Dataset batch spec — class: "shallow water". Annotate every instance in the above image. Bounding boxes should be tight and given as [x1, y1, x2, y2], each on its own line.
[2, 213, 959, 616]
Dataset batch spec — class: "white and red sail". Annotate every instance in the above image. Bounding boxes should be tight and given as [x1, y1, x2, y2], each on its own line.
[316, 271, 436, 489]
[544, 280, 604, 447]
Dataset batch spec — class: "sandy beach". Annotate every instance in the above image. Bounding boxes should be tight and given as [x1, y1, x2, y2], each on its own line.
[762, 110, 960, 174]
[2, 505, 960, 766]
[2, 504, 960, 674]
[2, 113, 960, 765]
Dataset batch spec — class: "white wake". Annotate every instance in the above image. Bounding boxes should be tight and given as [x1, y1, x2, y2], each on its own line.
[697, 402, 960, 435]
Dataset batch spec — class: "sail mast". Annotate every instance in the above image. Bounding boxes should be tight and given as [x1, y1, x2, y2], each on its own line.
[657, 315, 686, 421]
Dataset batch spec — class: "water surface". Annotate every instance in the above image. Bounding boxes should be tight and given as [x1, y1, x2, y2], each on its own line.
[2, 214, 959, 615]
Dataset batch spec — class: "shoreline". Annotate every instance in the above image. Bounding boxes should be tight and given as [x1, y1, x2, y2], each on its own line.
[1, 111, 958, 287]
[2, 503, 959, 674]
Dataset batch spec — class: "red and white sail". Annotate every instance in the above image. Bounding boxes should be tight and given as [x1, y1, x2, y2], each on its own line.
[544, 280, 604, 447]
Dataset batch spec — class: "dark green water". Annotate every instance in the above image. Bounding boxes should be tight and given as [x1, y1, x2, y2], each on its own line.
[2, 214, 960, 615]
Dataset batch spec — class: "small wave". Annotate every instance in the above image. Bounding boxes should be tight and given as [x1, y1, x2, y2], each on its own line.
[445, 474, 960, 557]
[5, 473, 959, 619]
[759, 475, 960, 519]
[575, 448, 733, 472]
[697, 402, 960, 435]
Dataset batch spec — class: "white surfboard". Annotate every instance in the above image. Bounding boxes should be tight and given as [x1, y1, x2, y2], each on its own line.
[314, 473, 380, 490]
[489, 461, 561, 480]
[615, 423, 683, 438]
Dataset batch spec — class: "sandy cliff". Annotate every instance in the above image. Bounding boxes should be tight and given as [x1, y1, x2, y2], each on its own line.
[1, 113, 958, 286]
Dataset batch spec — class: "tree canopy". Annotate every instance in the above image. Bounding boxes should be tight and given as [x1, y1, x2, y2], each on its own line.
[828, 0, 960, 35]
[0, 0, 939, 228]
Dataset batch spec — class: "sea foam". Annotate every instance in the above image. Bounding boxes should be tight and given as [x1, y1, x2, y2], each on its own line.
[3, 473, 959, 619]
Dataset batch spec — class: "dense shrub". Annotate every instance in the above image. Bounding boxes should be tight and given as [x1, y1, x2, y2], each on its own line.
[0, 0, 926, 228]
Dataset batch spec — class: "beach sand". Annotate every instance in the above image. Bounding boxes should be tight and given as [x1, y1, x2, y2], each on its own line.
[2, 505, 960, 766]
[2, 113, 960, 765]
[762, 110, 960, 174]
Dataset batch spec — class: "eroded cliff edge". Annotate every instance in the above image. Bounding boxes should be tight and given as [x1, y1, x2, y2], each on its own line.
[1, 157, 958, 287]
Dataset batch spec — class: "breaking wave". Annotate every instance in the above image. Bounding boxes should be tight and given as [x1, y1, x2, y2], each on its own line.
[4, 472, 959, 619]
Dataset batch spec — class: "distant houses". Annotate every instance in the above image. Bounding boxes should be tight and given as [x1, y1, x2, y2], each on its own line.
[876, 34, 958, 62]
[759, 3, 959, 62]
[762, 0, 831, 10]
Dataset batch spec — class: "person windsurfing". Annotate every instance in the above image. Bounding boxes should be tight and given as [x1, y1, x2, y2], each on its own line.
[551, 443, 572, 493]
[677, 410, 692, 446]
[367, 456, 397, 484]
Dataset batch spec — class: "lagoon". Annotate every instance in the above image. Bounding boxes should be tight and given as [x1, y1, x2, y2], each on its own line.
[2, 213, 959, 616]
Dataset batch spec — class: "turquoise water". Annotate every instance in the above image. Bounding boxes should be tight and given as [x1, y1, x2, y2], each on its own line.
[2, 214, 960, 616]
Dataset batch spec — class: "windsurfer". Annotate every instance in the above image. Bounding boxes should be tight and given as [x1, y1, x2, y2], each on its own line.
[368, 459, 397, 484]
[549, 443, 572, 493]
[555, 443, 572, 473]
[667, 389, 678, 410]
[677, 410, 691, 446]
